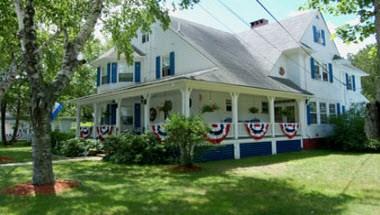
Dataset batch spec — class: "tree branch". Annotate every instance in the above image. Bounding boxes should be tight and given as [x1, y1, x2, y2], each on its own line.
[50, 0, 103, 98]
[34, 29, 62, 55]
[0, 60, 20, 99]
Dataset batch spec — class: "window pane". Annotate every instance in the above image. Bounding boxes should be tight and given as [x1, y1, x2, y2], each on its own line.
[119, 73, 133, 82]
[162, 55, 170, 77]
[329, 104, 336, 117]
[309, 102, 317, 124]
[225, 99, 232, 112]
[320, 103, 327, 124]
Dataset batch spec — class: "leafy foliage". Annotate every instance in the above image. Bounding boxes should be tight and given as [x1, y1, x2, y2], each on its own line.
[329, 107, 380, 151]
[351, 44, 378, 101]
[103, 133, 178, 164]
[51, 130, 75, 154]
[165, 114, 208, 166]
[54, 138, 102, 157]
[301, 0, 376, 43]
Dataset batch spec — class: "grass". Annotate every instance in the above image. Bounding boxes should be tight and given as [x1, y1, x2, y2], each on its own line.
[0, 150, 379, 214]
[0, 145, 32, 163]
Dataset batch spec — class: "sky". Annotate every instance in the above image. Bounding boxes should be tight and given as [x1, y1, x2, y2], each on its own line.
[168, 0, 376, 57]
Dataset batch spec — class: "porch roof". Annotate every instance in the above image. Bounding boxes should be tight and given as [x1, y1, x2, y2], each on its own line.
[72, 68, 312, 105]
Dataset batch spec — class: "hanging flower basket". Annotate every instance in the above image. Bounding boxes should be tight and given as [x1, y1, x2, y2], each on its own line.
[201, 104, 219, 113]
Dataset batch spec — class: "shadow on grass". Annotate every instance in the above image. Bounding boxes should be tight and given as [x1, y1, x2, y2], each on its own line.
[0, 157, 356, 215]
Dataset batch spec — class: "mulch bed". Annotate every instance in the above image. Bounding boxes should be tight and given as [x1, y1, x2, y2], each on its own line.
[0, 156, 15, 164]
[2, 179, 80, 196]
[168, 165, 202, 173]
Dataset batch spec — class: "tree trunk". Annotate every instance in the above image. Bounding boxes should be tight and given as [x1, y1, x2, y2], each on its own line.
[365, 0, 380, 139]
[31, 101, 55, 185]
[10, 98, 21, 144]
[1, 100, 8, 145]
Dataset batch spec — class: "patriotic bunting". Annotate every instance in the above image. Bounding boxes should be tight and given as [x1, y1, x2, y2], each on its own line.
[80, 127, 92, 139]
[96, 126, 113, 140]
[151, 124, 167, 141]
[206, 123, 231, 144]
[280, 123, 299, 139]
[244, 122, 269, 140]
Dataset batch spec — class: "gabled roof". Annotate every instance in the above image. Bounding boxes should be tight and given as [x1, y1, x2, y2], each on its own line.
[170, 13, 315, 95]
[238, 11, 317, 72]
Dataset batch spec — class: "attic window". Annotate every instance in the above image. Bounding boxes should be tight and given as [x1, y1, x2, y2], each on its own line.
[279, 67, 285, 76]
[142, 33, 149, 43]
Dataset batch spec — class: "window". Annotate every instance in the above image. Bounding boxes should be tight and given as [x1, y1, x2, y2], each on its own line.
[329, 104, 337, 117]
[320, 103, 328, 124]
[261, 102, 268, 113]
[118, 64, 133, 82]
[309, 102, 317, 124]
[322, 64, 328, 81]
[346, 74, 353, 90]
[101, 65, 108, 85]
[225, 99, 232, 112]
[162, 55, 170, 77]
[314, 64, 321, 80]
[142, 33, 149, 43]
[285, 106, 295, 123]
[313, 25, 326, 45]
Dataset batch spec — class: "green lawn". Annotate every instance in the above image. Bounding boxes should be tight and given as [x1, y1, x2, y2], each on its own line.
[0, 150, 379, 214]
[0, 145, 32, 163]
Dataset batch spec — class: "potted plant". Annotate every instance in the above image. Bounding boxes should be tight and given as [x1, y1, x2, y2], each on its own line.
[158, 100, 173, 119]
[201, 104, 219, 113]
[249, 107, 259, 114]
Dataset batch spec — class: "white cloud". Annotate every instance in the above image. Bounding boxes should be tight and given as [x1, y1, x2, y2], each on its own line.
[327, 20, 376, 58]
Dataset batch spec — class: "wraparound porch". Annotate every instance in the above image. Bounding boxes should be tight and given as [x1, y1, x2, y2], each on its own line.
[74, 79, 309, 157]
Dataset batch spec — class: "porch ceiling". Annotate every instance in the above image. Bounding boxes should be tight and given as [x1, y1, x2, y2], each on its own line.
[71, 77, 311, 106]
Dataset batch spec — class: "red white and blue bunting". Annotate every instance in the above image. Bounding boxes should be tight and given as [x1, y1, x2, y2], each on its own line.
[80, 127, 92, 139]
[151, 124, 167, 141]
[96, 126, 113, 140]
[280, 123, 299, 139]
[244, 123, 269, 140]
[206, 123, 231, 144]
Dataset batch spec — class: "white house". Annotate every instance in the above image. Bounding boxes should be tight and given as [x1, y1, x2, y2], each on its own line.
[73, 11, 368, 161]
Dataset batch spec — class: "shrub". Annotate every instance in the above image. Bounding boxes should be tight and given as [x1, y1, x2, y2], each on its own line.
[103, 133, 178, 164]
[329, 108, 379, 152]
[165, 114, 208, 167]
[56, 138, 102, 157]
[51, 130, 75, 154]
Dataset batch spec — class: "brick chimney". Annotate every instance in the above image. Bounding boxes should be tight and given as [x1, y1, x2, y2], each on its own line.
[250, 19, 269, 29]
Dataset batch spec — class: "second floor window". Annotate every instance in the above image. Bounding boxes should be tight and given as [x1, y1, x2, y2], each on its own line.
[162, 55, 170, 77]
[119, 64, 133, 82]
[102, 65, 108, 85]
[142, 33, 149, 43]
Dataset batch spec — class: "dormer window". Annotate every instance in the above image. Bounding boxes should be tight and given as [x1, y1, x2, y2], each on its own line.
[142, 33, 149, 43]
[119, 63, 133, 82]
[313, 25, 326, 46]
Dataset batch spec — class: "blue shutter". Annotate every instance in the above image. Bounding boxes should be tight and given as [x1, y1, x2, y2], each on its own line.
[96, 67, 101, 86]
[111, 63, 117, 83]
[106, 63, 111, 84]
[169, 51, 175, 76]
[342, 105, 346, 114]
[352, 75, 356, 91]
[328, 63, 333, 83]
[155, 56, 161, 79]
[310, 57, 315, 79]
[134, 62, 141, 83]
[313, 25, 318, 42]
[307, 104, 311, 125]
[321, 30, 326, 46]
[337, 103, 341, 115]
[345, 73, 349, 90]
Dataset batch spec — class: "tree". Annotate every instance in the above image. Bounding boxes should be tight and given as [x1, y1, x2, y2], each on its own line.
[165, 114, 208, 167]
[303, 0, 380, 139]
[351, 44, 378, 101]
[1, 0, 199, 185]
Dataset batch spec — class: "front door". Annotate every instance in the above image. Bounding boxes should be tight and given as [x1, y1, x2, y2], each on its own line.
[134, 103, 141, 132]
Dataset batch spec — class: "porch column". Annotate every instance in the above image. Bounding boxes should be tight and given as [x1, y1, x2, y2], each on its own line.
[76, 104, 81, 138]
[231, 92, 240, 159]
[116, 99, 122, 135]
[93, 103, 98, 139]
[143, 94, 151, 133]
[181, 88, 192, 117]
[297, 99, 307, 149]
[268, 96, 276, 154]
